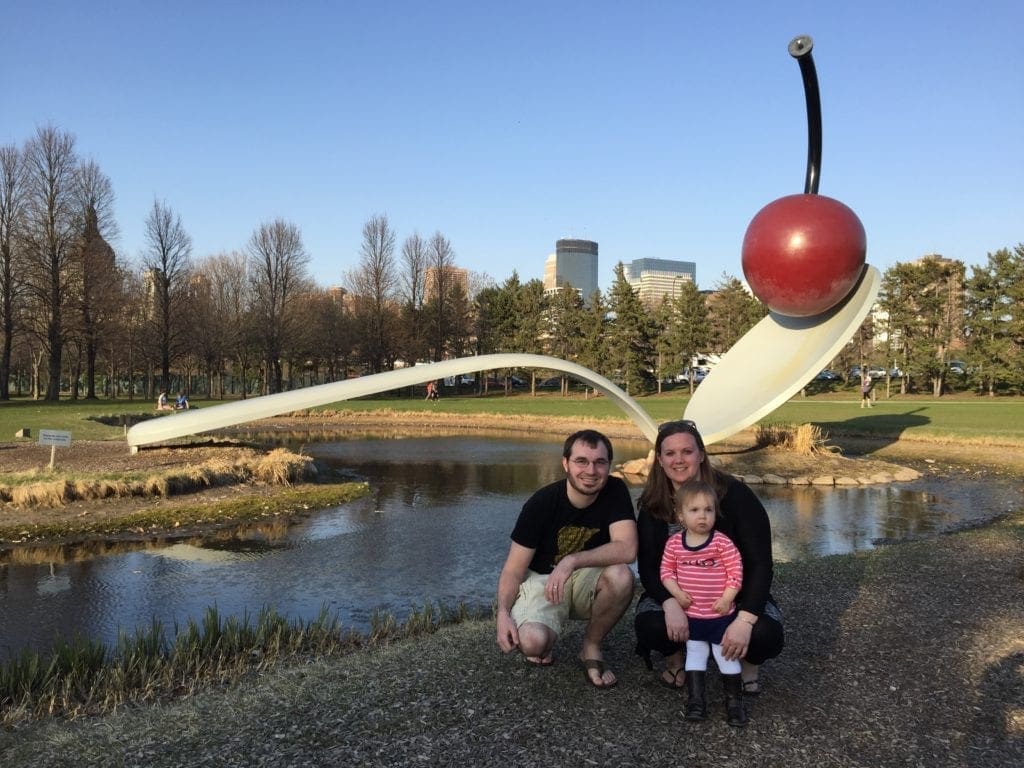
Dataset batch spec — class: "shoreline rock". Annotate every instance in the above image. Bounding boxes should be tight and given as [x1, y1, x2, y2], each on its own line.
[616, 446, 922, 486]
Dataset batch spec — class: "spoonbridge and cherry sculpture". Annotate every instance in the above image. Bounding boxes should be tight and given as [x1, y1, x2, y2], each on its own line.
[126, 353, 661, 451]
[127, 36, 877, 453]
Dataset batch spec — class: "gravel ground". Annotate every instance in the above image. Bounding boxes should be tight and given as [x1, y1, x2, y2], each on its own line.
[2, 512, 1022, 768]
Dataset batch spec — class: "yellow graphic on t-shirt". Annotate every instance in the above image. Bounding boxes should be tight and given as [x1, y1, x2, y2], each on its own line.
[555, 525, 600, 563]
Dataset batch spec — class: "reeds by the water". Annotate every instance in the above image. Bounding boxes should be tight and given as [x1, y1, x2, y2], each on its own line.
[0, 448, 315, 507]
[754, 422, 834, 455]
[0, 601, 489, 725]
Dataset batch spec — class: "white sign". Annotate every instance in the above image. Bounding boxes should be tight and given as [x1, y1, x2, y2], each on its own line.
[38, 429, 72, 448]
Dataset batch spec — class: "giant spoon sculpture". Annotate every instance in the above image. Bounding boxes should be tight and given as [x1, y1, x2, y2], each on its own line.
[684, 35, 880, 445]
[128, 35, 877, 453]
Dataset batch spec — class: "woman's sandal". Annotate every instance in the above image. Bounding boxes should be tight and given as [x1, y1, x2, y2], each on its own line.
[742, 679, 761, 696]
[660, 667, 686, 689]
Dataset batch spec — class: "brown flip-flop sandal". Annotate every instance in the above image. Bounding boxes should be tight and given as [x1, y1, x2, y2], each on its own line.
[580, 658, 617, 689]
[660, 667, 686, 689]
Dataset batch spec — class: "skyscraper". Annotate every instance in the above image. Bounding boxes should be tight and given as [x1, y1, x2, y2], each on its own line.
[623, 258, 697, 307]
[543, 238, 599, 304]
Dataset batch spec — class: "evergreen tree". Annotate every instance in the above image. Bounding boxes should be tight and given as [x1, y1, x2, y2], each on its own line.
[880, 257, 966, 396]
[651, 296, 676, 394]
[964, 245, 1024, 395]
[546, 283, 585, 365]
[577, 290, 608, 379]
[605, 262, 656, 396]
[706, 274, 765, 354]
[669, 280, 709, 393]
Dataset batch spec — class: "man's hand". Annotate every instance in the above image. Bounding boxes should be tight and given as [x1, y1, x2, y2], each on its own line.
[496, 609, 520, 653]
[544, 555, 576, 604]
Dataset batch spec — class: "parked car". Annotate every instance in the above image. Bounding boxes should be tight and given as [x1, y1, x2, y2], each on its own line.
[849, 365, 887, 380]
[678, 368, 708, 383]
[948, 361, 966, 375]
[537, 376, 561, 389]
[815, 369, 840, 381]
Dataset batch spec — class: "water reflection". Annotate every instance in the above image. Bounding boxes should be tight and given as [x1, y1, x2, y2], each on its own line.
[0, 520, 296, 567]
[761, 484, 964, 561]
[0, 435, 1017, 658]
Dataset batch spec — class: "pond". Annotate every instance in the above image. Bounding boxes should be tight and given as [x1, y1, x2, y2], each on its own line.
[0, 434, 1017, 658]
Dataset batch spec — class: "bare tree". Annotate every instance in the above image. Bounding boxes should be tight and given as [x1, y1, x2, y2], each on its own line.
[196, 251, 251, 398]
[142, 200, 193, 394]
[247, 219, 311, 393]
[345, 214, 399, 373]
[424, 230, 455, 361]
[0, 144, 27, 400]
[71, 162, 120, 398]
[20, 126, 81, 400]
[400, 231, 427, 310]
[397, 231, 428, 365]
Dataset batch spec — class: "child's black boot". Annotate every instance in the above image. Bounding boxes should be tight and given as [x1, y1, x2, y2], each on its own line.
[684, 671, 707, 721]
[722, 673, 748, 727]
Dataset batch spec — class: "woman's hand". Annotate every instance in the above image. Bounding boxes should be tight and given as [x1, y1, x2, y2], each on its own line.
[664, 599, 689, 644]
[721, 613, 755, 661]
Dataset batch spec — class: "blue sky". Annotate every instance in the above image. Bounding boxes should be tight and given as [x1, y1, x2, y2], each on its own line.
[4, 1, 1021, 291]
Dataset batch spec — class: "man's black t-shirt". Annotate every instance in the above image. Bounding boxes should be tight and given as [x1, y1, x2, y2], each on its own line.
[510, 476, 634, 574]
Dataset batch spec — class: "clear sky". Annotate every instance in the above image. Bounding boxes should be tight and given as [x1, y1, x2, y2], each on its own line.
[4, 1, 1021, 291]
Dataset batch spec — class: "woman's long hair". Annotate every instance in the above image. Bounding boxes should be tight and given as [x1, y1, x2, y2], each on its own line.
[639, 420, 731, 523]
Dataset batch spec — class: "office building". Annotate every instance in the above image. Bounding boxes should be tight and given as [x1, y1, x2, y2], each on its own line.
[424, 265, 469, 303]
[543, 238, 599, 304]
[623, 258, 697, 307]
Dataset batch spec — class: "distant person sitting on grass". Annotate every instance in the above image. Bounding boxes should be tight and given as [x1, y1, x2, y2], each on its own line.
[156, 391, 171, 410]
[175, 392, 190, 410]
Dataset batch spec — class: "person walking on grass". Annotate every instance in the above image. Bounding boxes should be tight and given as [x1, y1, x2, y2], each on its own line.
[860, 374, 873, 408]
[660, 479, 747, 726]
[496, 429, 637, 689]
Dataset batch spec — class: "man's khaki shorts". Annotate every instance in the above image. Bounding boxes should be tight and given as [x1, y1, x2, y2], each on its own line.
[509, 566, 603, 637]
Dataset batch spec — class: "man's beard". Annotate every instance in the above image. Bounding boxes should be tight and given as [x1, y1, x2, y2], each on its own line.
[567, 471, 605, 498]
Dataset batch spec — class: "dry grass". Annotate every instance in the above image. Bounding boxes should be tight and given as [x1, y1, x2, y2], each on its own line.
[754, 422, 834, 455]
[0, 449, 317, 508]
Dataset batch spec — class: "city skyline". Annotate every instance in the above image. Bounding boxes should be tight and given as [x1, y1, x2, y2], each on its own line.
[5, 2, 1021, 292]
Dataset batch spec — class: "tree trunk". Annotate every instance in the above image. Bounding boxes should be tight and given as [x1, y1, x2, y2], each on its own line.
[46, 333, 62, 400]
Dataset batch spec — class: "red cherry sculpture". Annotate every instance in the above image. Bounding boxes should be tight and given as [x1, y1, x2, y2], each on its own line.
[741, 35, 866, 318]
[742, 193, 865, 317]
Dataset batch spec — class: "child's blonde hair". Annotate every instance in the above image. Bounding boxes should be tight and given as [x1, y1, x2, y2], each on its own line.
[674, 479, 721, 522]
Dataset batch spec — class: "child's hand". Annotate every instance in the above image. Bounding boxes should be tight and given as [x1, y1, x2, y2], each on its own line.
[712, 596, 731, 614]
[677, 591, 693, 609]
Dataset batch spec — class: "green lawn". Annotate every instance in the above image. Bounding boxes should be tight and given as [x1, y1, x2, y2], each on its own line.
[1, 387, 1022, 446]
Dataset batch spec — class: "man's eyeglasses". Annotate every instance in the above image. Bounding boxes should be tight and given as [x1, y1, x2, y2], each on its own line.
[570, 457, 610, 470]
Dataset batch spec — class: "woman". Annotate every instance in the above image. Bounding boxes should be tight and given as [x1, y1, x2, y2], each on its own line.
[634, 420, 784, 695]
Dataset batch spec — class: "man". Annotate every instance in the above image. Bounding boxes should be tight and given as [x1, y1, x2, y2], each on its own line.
[496, 429, 638, 688]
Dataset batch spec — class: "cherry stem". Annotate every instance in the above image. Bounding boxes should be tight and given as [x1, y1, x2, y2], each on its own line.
[788, 35, 822, 195]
